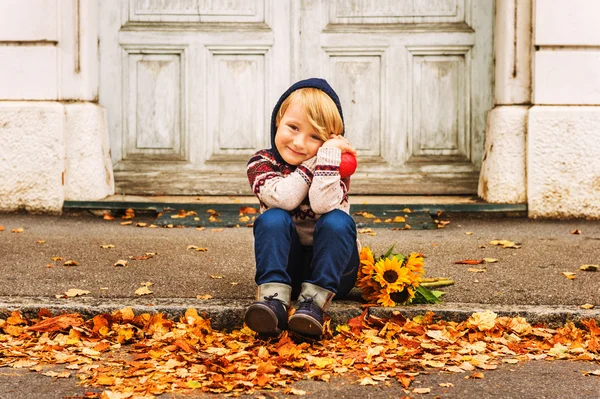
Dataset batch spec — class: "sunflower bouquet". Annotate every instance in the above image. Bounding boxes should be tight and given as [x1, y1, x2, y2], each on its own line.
[357, 245, 443, 306]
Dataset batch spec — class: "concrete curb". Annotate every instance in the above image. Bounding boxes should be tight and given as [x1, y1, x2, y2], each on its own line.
[1, 297, 599, 330]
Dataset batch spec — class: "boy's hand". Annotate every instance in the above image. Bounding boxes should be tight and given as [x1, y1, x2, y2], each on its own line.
[322, 134, 357, 156]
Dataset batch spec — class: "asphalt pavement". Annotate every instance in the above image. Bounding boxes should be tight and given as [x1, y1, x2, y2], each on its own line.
[2, 209, 600, 398]
[2, 210, 600, 323]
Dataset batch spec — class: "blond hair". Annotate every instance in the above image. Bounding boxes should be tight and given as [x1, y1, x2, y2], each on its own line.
[275, 88, 344, 141]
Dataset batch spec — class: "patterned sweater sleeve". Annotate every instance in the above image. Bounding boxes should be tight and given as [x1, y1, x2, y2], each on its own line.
[247, 150, 317, 211]
[309, 147, 349, 214]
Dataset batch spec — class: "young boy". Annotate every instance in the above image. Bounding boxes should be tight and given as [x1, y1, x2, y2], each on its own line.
[245, 78, 359, 337]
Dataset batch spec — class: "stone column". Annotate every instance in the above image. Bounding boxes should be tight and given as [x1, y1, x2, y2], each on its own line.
[478, 0, 531, 204]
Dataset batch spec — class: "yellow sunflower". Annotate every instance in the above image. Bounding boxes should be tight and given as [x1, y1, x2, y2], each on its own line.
[376, 286, 415, 306]
[359, 247, 374, 266]
[372, 257, 411, 291]
[405, 252, 425, 285]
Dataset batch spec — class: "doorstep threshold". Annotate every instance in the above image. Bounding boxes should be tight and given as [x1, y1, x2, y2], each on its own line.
[64, 195, 527, 214]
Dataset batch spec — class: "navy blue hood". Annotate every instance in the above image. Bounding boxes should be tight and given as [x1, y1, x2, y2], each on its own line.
[270, 78, 344, 165]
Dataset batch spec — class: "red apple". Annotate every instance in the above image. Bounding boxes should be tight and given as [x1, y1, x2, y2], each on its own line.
[339, 152, 357, 178]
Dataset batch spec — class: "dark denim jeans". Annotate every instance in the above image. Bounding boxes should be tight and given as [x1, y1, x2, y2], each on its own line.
[253, 208, 359, 299]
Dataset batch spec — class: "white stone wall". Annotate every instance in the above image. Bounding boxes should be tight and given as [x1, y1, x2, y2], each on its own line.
[528, 107, 600, 218]
[0, 0, 113, 212]
[527, 0, 600, 218]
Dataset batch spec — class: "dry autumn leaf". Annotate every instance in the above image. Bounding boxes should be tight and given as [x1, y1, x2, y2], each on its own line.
[56, 288, 91, 299]
[113, 260, 128, 267]
[581, 303, 595, 310]
[455, 259, 485, 265]
[122, 208, 135, 219]
[0, 225, 4, 231]
[413, 387, 431, 394]
[120, 221, 133, 226]
[136, 223, 147, 227]
[570, 229, 582, 235]
[36, 240, 46, 244]
[187, 245, 208, 252]
[393, 216, 406, 223]
[490, 240, 521, 249]
[467, 268, 486, 273]
[63, 260, 79, 266]
[239, 206, 258, 214]
[11, 228, 24, 233]
[100, 244, 115, 249]
[580, 264, 599, 272]
[210, 275, 224, 279]
[562, 272, 577, 280]
[196, 294, 213, 300]
[134, 286, 153, 296]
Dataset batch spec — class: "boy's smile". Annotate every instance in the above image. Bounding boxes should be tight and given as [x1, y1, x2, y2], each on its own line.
[275, 101, 324, 165]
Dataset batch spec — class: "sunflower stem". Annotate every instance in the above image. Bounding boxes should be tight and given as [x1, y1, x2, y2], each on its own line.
[419, 278, 455, 288]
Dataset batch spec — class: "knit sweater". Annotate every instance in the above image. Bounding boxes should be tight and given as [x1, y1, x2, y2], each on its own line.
[247, 146, 351, 246]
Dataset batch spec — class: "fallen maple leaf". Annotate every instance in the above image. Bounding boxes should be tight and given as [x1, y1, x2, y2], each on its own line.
[455, 259, 485, 265]
[570, 229, 582, 235]
[393, 216, 406, 223]
[100, 244, 115, 249]
[581, 304, 595, 310]
[187, 245, 208, 252]
[28, 314, 84, 332]
[413, 387, 431, 394]
[122, 208, 135, 219]
[113, 260, 128, 267]
[136, 223, 147, 227]
[580, 264, 599, 272]
[239, 206, 258, 214]
[36, 240, 46, 244]
[56, 288, 91, 299]
[359, 376, 377, 386]
[51, 256, 64, 261]
[469, 372, 485, 379]
[63, 260, 79, 266]
[135, 286, 153, 296]
[0, 225, 4, 231]
[103, 214, 114, 221]
[120, 221, 133, 226]
[467, 311, 497, 331]
[11, 228, 24, 233]
[284, 387, 307, 395]
[490, 240, 521, 249]
[562, 272, 577, 280]
[467, 268, 486, 273]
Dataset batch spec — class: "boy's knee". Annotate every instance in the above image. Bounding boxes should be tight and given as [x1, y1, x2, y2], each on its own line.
[316, 210, 355, 235]
[254, 208, 293, 231]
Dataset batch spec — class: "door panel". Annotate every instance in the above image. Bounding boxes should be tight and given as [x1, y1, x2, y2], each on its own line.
[99, 0, 492, 195]
[296, 0, 492, 194]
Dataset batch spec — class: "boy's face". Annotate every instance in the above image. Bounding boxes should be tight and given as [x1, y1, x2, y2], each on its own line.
[275, 100, 324, 165]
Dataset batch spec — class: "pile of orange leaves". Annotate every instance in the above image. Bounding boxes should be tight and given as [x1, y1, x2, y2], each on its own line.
[2, 308, 600, 398]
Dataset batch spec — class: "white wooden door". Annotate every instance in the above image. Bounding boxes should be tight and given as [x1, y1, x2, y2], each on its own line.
[99, 0, 493, 195]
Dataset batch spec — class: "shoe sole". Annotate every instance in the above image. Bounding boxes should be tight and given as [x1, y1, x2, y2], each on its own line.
[244, 303, 281, 336]
[288, 313, 323, 337]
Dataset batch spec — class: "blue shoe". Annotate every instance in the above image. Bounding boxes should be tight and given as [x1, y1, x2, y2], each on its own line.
[288, 297, 324, 337]
[244, 293, 288, 336]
